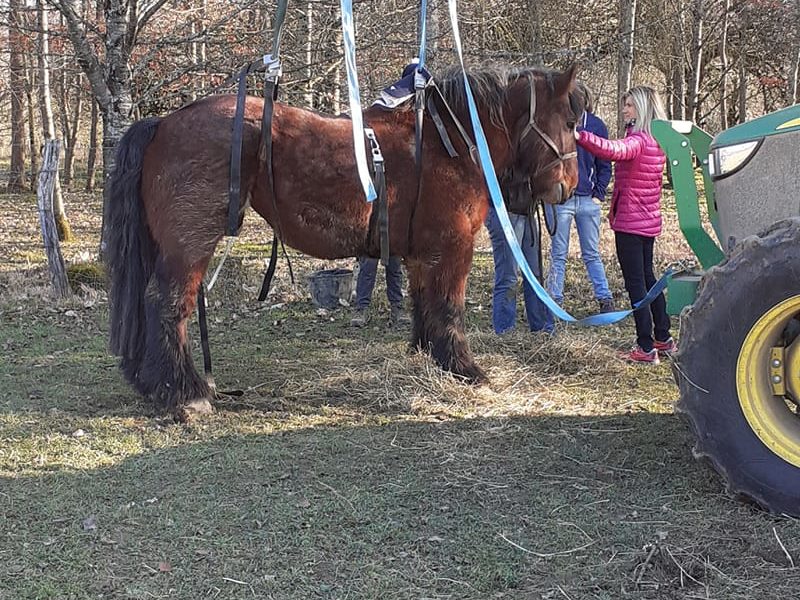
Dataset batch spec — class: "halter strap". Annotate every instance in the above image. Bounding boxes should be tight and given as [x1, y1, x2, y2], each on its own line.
[518, 74, 577, 178]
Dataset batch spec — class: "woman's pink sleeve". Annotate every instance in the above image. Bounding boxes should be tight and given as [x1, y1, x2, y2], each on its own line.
[577, 130, 644, 161]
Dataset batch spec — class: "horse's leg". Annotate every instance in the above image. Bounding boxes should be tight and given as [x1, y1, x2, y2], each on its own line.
[411, 245, 488, 384]
[406, 260, 428, 351]
[138, 254, 215, 418]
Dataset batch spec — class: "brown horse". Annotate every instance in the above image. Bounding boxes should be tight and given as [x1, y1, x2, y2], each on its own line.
[106, 64, 581, 417]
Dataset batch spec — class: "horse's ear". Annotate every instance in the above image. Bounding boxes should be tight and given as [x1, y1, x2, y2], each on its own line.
[555, 63, 579, 97]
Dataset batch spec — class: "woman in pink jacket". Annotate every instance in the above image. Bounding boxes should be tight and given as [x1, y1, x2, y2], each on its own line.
[576, 86, 674, 364]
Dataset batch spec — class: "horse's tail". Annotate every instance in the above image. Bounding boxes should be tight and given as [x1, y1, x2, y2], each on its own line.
[106, 117, 161, 370]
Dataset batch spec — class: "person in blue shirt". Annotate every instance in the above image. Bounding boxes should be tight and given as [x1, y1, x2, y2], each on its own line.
[350, 256, 409, 327]
[546, 82, 615, 313]
[486, 183, 553, 335]
[350, 59, 423, 329]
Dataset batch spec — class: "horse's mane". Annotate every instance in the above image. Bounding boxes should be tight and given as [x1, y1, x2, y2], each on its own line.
[379, 65, 582, 133]
[435, 65, 565, 135]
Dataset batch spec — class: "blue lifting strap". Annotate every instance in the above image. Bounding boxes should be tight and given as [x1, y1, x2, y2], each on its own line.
[444, 0, 671, 326]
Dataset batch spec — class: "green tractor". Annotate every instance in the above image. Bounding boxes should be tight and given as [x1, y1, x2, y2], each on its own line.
[652, 104, 800, 515]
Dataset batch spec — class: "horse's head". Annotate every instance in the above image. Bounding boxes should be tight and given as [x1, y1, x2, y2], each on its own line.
[435, 64, 583, 209]
[504, 65, 583, 207]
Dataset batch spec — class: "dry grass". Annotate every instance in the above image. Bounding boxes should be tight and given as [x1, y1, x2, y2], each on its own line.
[2, 185, 800, 599]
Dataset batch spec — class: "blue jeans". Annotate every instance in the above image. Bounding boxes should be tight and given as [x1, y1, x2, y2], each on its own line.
[546, 195, 612, 304]
[354, 256, 404, 309]
[486, 206, 553, 333]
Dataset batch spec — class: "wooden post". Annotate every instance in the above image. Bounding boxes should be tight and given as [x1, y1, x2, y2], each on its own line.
[37, 139, 70, 298]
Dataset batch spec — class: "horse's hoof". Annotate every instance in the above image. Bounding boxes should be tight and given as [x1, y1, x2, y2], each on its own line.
[175, 398, 215, 422]
[456, 364, 489, 386]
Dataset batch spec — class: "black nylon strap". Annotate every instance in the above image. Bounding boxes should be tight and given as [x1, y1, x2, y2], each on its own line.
[197, 285, 216, 390]
[197, 286, 244, 397]
[431, 83, 478, 163]
[257, 233, 280, 301]
[260, 79, 278, 163]
[208, 0, 291, 397]
[259, 71, 295, 293]
[364, 129, 390, 266]
[227, 65, 250, 237]
[376, 163, 389, 266]
[415, 88, 425, 169]
[426, 94, 459, 158]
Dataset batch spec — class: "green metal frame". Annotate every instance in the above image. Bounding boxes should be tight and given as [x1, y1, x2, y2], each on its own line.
[713, 103, 800, 147]
[652, 120, 725, 270]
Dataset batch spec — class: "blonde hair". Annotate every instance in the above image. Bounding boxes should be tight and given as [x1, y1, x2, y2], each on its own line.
[576, 82, 593, 113]
[623, 86, 667, 134]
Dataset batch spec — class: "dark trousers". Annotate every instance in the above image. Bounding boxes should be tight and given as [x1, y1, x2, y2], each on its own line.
[354, 256, 404, 309]
[615, 231, 670, 351]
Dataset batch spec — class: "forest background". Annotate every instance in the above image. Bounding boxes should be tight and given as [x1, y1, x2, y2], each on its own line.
[1, 0, 799, 201]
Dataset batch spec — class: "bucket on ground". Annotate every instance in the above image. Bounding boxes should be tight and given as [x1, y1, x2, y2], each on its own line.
[307, 268, 355, 309]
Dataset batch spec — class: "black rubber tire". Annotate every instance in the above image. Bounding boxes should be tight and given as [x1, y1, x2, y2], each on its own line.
[674, 217, 800, 516]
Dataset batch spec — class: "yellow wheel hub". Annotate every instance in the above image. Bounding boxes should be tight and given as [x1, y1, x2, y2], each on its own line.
[737, 295, 800, 468]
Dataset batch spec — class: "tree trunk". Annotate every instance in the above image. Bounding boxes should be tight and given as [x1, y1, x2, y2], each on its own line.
[24, 52, 39, 192]
[199, 0, 208, 97]
[86, 98, 99, 192]
[687, 0, 704, 122]
[787, 2, 800, 106]
[37, 140, 70, 298]
[617, 0, 637, 134]
[527, 0, 545, 65]
[719, 0, 730, 130]
[98, 1, 136, 256]
[189, 19, 198, 103]
[789, 46, 800, 106]
[58, 66, 83, 189]
[671, 62, 686, 121]
[332, 24, 342, 115]
[305, 2, 314, 109]
[99, 108, 132, 256]
[738, 56, 747, 124]
[8, 0, 28, 192]
[49, 0, 162, 254]
[670, 3, 686, 122]
[68, 87, 83, 187]
[427, 0, 442, 69]
[38, 0, 72, 242]
[667, 0, 686, 120]
[736, 4, 749, 124]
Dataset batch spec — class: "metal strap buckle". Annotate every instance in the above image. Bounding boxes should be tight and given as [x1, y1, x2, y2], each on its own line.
[364, 128, 384, 164]
[263, 54, 282, 81]
[414, 70, 428, 91]
[666, 258, 699, 274]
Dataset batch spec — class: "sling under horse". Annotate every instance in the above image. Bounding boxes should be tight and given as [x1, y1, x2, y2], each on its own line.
[106, 64, 582, 417]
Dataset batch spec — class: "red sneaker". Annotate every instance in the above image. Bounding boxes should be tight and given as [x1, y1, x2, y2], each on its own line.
[624, 346, 660, 365]
[653, 337, 677, 356]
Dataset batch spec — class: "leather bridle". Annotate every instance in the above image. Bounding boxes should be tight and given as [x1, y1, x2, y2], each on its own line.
[517, 73, 578, 179]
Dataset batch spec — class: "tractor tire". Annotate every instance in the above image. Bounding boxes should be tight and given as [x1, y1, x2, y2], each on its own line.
[675, 217, 800, 516]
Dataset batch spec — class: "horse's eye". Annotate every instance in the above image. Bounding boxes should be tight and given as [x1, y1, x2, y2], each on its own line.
[567, 120, 576, 130]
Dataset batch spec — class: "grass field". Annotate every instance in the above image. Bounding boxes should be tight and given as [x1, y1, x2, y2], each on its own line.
[1, 186, 799, 599]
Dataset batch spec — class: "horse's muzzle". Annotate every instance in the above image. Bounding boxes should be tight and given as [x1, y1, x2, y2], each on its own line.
[540, 182, 574, 205]
[559, 181, 577, 204]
